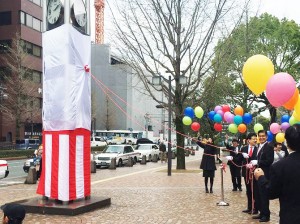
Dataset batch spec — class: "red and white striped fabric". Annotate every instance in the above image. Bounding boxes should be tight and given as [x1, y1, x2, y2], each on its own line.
[37, 129, 90, 201]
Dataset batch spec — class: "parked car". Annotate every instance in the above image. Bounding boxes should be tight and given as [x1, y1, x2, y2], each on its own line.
[135, 144, 160, 161]
[94, 145, 140, 168]
[91, 136, 107, 147]
[136, 138, 153, 144]
[0, 160, 9, 179]
[15, 139, 40, 150]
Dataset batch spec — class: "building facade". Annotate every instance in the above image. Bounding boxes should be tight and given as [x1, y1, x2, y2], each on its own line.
[0, 0, 43, 142]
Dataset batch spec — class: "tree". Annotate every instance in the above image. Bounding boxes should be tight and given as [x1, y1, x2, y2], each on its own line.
[0, 33, 40, 140]
[213, 13, 300, 123]
[108, 0, 249, 169]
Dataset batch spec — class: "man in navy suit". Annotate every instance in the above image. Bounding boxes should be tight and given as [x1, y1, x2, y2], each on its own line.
[252, 130, 274, 222]
[255, 124, 300, 224]
[240, 132, 258, 214]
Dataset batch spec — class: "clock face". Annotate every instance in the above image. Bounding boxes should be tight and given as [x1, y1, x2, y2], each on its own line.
[72, 0, 87, 27]
[47, 0, 62, 24]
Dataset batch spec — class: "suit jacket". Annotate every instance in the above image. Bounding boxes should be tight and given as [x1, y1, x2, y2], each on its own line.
[240, 145, 258, 177]
[224, 141, 242, 167]
[257, 142, 274, 179]
[258, 152, 300, 224]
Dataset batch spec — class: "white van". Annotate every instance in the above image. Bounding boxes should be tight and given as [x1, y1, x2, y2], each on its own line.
[0, 160, 9, 179]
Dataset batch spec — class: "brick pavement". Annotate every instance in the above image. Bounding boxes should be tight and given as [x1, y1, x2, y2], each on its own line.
[0, 151, 280, 224]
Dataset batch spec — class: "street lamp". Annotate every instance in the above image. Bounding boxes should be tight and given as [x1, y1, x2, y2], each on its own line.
[152, 74, 187, 176]
[0, 85, 8, 141]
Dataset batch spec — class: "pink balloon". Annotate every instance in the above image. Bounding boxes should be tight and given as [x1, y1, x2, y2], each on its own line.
[266, 73, 296, 107]
[224, 111, 231, 122]
[270, 123, 281, 134]
[281, 122, 290, 131]
[214, 105, 222, 113]
[216, 109, 224, 118]
[227, 113, 235, 123]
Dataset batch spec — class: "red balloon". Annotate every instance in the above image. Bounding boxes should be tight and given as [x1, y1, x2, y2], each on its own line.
[214, 123, 223, 132]
[191, 122, 200, 132]
[222, 105, 230, 113]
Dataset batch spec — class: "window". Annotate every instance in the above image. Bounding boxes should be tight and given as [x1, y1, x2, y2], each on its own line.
[0, 11, 11, 26]
[0, 40, 11, 53]
[32, 17, 40, 31]
[26, 14, 33, 27]
[28, 0, 42, 7]
[32, 70, 42, 83]
[20, 40, 42, 58]
[20, 11, 25, 24]
[33, 45, 41, 57]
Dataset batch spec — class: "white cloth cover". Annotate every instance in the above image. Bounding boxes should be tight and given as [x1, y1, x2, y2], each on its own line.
[43, 24, 91, 131]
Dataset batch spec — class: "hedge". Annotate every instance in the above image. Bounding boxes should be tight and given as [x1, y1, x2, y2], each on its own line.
[0, 146, 106, 159]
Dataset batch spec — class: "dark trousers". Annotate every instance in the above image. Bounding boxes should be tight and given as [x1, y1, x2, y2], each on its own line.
[258, 180, 270, 218]
[229, 165, 241, 189]
[244, 177, 253, 210]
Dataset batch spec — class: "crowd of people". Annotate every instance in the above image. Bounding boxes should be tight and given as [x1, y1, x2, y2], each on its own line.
[197, 124, 300, 223]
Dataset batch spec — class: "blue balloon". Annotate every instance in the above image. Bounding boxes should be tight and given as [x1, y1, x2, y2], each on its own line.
[243, 113, 253, 124]
[184, 107, 195, 118]
[233, 115, 243, 125]
[267, 131, 274, 142]
[281, 114, 290, 123]
[208, 111, 216, 120]
[213, 114, 222, 123]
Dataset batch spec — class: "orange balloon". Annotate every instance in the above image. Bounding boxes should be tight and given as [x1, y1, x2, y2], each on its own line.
[238, 123, 247, 133]
[234, 106, 244, 116]
[283, 88, 299, 110]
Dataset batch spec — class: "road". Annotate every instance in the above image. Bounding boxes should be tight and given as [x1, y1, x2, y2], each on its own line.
[3, 159, 27, 181]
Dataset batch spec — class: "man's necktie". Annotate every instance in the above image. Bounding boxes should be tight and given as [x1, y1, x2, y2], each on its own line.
[249, 146, 253, 157]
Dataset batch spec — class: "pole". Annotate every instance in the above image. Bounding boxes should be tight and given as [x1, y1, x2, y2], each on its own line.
[217, 164, 229, 206]
[167, 75, 172, 176]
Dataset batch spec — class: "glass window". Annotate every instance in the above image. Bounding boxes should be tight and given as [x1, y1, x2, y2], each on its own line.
[0, 40, 11, 53]
[26, 42, 33, 54]
[0, 11, 11, 25]
[32, 45, 41, 57]
[20, 11, 25, 24]
[33, 0, 41, 6]
[32, 70, 42, 83]
[32, 17, 40, 31]
[26, 14, 33, 27]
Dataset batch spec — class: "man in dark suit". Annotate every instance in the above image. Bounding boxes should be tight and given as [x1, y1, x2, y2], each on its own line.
[240, 132, 258, 215]
[255, 124, 300, 224]
[253, 130, 274, 222]
[224, 135, 242, 191]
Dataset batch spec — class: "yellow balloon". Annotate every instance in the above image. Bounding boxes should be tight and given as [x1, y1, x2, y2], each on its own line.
[293, 94, 300, 117]
[275, 133, 285, 143]
[242, 54, 274, 95]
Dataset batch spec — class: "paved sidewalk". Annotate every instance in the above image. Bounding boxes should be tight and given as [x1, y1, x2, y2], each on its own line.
[0, 151, 280, 224]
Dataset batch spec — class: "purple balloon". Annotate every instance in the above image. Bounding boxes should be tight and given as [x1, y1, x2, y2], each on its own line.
[281, 122, 290, 131]
[214, 105, 222, 113]
[227, 113, 235, 123]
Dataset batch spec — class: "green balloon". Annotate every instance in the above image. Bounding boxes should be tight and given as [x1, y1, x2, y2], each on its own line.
[228, 124, 238, 134]
[182, 116, 192, 125]
[194, 106, 204, 118]
[289, 116, 299, 126]
[254, 123, 264, 133]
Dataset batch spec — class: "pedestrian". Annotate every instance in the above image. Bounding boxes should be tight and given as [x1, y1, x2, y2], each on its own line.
[224, 135, 242, 191]
[240, 132, 258, 215]
[1, 203, 26, 224]
[254, 124, 300, 224]
[251, 130, 274, 222]
[159, 141, 167, 163]
[197, 137, 218, 193]
[273, 142, 285, 163]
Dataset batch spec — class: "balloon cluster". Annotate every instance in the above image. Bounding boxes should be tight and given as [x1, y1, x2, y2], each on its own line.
[207, 105, 253, 134]
[243, 54, 300, 143]
[182, 106, 204, 132]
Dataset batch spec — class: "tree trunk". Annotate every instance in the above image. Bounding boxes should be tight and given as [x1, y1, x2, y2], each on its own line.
[269, 106, 277, 124]
[175, 116, 185, 169]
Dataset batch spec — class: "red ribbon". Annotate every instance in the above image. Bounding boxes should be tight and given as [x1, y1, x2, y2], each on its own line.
[84, 65, 90, 73]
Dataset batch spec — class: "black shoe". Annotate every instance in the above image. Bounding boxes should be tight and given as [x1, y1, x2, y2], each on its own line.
[206, 189, 209, 193]
[238, 187, 242, 191]
[210, 189, 213, 193]
[251, 210, 259, 215]
[232, 188, 237, 191]
[242, 209, 251, 213]
[259, 217, 270, 222]
[253, 215, 262, 219]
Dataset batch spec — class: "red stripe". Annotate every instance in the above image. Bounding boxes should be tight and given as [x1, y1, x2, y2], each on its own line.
[83, 129, 91, 196]
[69, 131, 76, 200]
[36, 132, 46, 195]
[51, 132, 59, 199]
[0, 164, 7, 167]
